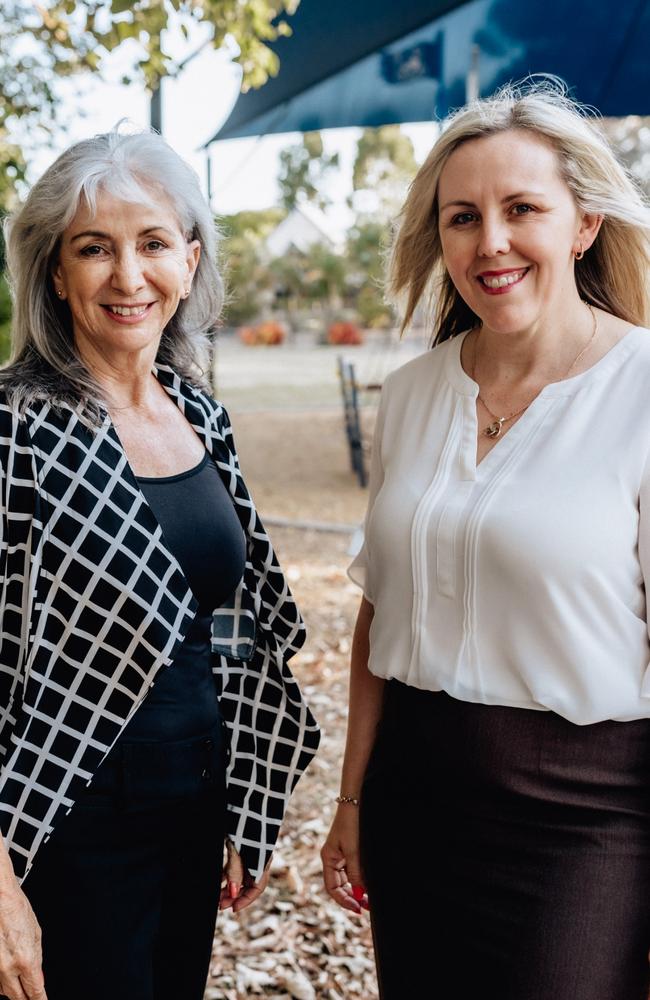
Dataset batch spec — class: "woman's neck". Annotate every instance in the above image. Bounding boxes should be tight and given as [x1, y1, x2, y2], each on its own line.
[470, 300, 596, 387]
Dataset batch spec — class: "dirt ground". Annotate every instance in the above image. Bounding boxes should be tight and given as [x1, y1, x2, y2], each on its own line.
[203, 341, 410, 998]
[205, 524, 377, 1000]
[227, 409, 371, 527]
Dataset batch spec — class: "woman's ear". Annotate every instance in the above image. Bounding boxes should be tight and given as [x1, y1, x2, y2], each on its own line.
[576, 212, 604, 255]
[186, 240, 201, 286]
[51, 261, 66, 299]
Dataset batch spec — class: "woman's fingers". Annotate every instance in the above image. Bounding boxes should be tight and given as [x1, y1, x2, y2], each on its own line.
[0, 965, 46, 999]
[219, 852, 272, 912]
[19, 968, 47, 1000]
[231, 862, 271, 913]
[223, 841, 244, 900]
[0, 886, 47, 1000]
[322, 858, 368, 914]
[230, 881, 263, 913]
[0, 975, 24, 1000]
[0, 973, 36, 1000]
[321, 828, 369, 914]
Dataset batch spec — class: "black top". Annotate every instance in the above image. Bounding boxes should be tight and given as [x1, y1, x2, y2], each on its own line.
[120, 451, 247, 742]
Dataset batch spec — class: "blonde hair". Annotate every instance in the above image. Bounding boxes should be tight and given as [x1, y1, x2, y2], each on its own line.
[389, 78, 650, 343]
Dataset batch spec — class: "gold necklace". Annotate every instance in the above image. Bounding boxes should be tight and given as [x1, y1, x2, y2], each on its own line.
[471, 303, 598, 439]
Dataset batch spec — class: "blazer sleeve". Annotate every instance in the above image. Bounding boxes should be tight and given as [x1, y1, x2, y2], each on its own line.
[0, 402, 31, 720]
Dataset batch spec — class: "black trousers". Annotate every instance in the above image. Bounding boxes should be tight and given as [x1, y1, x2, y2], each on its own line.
[21, 724, 228, 1000]
[360, 681, 650, 1000]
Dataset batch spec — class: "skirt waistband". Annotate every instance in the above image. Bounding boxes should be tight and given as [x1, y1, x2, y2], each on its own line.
[376, 680, 650, 811]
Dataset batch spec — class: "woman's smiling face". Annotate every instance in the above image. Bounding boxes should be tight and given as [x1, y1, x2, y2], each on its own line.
[437, 129, 593, 335]
[53, 187, 200, 363]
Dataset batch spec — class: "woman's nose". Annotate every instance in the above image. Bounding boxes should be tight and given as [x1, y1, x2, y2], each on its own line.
[476, 218, 511, 258]
[111, 250, 146, 294]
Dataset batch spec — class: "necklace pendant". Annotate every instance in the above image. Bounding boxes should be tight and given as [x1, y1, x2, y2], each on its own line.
[484, 418, 505, 439]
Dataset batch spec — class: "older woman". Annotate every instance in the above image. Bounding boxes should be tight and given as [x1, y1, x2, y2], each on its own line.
[321, 80, 650, 1000]
[0, 130, 319, 1000]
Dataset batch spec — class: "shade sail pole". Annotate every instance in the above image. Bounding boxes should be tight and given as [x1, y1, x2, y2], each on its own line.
[465, 44, 480, 102]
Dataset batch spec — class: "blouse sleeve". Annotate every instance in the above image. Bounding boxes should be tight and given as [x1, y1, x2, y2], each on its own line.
[347, 376, 391, 604]
[639, 454, 650, 650]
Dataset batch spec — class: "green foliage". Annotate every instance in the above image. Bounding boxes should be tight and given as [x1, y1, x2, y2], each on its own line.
[346, 221, 386, 282]
[218, 207, 285, 241]
[0, 0, 302, 211]
[217, 208, 285, 326]
[221, 235, 268, 326]
[291, 243, 345, 304]
[0, 275, 13, 365]
[345, 221, 393, 328]
[601, 116, 650, 196]
[31, 0, 301, 91]
[221, 127, 409, 331]
[352, 125, 418, 189]
[351, 124, 418, 221]
[278, 131, 340, 211]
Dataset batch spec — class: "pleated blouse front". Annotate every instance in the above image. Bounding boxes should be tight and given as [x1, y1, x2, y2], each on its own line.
[349, 326, 650, 725]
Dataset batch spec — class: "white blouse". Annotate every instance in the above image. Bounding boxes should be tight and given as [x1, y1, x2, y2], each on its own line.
[349, 326, 650, 725]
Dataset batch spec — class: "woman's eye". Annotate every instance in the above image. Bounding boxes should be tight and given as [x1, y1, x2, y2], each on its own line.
[451, 212, 477, 226]
[80, 244, 106, 257]
[144, 240, 166, 252]
[512, 203, 534, 216]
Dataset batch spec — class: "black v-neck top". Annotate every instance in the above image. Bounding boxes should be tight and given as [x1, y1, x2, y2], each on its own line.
[120, 451, 247, 742]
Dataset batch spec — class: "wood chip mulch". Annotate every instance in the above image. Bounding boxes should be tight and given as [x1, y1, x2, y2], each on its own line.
[205, 529, 378, 1000]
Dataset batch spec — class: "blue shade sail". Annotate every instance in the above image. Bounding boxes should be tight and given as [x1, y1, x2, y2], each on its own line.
[208, 0, 650, 143]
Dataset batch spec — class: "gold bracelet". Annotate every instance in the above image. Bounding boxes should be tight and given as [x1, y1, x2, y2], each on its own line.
[335, 794, 360, 806]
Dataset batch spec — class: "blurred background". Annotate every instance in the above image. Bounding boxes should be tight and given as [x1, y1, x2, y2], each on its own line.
[2, 3, 650, 997]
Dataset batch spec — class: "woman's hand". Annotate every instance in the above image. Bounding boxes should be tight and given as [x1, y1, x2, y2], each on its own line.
[219, 841, 271, 914]
[321, 805, 369, 914]
[0, 880, 47, 1000]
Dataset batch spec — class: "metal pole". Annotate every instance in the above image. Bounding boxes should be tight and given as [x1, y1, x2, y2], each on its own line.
[466, 45, 480, 103]
[206, 147, 212, 205]
[150, 81, 163, 134]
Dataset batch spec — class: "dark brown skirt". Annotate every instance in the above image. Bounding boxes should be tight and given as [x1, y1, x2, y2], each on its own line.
[359, 681, 650, 1000]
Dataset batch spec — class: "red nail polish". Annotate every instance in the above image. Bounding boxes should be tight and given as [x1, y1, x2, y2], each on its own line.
[352, 885, 365, 902]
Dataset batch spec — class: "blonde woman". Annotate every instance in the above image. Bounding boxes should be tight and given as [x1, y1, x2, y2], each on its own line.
[321, 80, 650, 1000]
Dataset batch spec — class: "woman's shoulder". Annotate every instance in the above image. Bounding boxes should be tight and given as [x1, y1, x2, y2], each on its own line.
[607, 323, 650, 381]
[625, 324, 650, 353]
[380, 335, 460, 398]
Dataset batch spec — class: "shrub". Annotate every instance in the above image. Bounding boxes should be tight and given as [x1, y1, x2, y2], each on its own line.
[238, 321, 287, 346]
[327, 321, 364, 346]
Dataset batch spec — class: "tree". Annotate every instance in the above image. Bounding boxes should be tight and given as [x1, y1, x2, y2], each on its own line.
[351, 125, 418, 221]
[218, 208, 285, 326]
[345, 221, 394, 328]
[601, 117, 650, 197]
[219, 208, 286, 243]
[0, 0, 301, 210]
[277, 131, 340, 211]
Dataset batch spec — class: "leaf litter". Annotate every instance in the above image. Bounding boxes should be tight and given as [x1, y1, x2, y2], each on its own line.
[206, 528, 378, 1000]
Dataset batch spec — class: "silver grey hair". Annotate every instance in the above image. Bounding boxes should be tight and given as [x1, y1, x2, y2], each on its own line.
[2, 127, 223, 422]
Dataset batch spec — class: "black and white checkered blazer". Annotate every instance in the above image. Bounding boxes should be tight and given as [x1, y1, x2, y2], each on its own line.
[0, 364, 320, 882]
